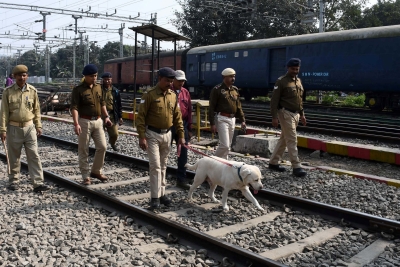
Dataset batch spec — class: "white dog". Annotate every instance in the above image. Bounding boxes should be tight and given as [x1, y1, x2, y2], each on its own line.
[185, 157, 264, 211]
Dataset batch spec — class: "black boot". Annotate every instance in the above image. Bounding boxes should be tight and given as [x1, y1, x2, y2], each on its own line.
[269, 164, 286, 172]
[8, 183, 19, 191]
[159, 195, 172, 207]
[150, 198, 160, 209]
[293, 168, 307, 177]
[33, 184, 50, 192]
[176, 180, 191, 190]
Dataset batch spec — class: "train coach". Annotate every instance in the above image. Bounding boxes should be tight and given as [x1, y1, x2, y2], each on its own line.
[105, 25, 400, 111]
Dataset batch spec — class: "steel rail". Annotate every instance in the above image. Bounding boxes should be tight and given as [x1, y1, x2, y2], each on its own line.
[39, 135, 400, 237]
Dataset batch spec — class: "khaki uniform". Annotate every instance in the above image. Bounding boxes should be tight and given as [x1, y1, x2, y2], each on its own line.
[209, 83, 245, 159]
[136, 85, 184, 198]
[270, 73, 305, 168]
[0, 83, 44, 187]
[103, 87, 118, 146]
[70, 82, 107, 179]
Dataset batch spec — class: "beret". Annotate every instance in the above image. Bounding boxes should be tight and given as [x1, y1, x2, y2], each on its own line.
[287, 58, 301, 67]
[12, 65, 28, 75]
[221, 68, 236, 76]
[174, 70, 186, 81]
[101, 72, 112, 78]
[82, 64, 98, 75]
[158, 67, 176, 78]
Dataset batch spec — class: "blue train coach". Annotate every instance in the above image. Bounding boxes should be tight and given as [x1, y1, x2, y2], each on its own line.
[185, 25, 400, 110]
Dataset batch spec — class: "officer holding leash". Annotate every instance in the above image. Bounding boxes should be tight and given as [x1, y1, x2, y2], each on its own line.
[0, 65, 50, 192]
[136, 67, 185, 210]
[101, 72, 123, 151]
[269, 58, 307, 177]
[209, 68, 246, 160]
[70, 64, 113, 185]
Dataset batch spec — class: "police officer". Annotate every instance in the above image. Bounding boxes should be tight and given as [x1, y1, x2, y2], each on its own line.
[269, 58, 307, 177]
[209, 68, 246, 160]
[171, 70, 192, 189]
[101, 72, 123, 151]
[136, 67, 185, 210]
[0, 65, 50, 192]
[70, 64, 113, 185]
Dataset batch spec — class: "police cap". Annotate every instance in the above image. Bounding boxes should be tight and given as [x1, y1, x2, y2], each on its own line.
[158, 67, 176, 78]
[221, 68, 236, 76]
[101, 72, 112, 78]
[82, 64, 98, 75]
[287, 58, 301, 67]
[12, 65, 28, 75]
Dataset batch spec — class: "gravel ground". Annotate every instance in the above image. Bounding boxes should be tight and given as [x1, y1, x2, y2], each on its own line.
[40, 120, 400, 222]
[0, 161, 220, 267]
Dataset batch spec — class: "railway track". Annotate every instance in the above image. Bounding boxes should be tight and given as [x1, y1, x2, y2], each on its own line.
[1, 135, 399, 266]
[241, 107, 400, 143]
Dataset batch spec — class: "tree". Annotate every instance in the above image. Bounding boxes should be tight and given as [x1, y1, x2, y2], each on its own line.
[356, 0, 400, 28]
[98, 41, 133, 74]
[172, 0, 369, 47]
[19, 50, 45, 76]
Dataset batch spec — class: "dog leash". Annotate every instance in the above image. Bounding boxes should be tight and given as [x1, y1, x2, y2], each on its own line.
[183, 144, 245, 182]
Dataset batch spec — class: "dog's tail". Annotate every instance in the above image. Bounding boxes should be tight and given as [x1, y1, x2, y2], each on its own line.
[185, 160, 199, 171]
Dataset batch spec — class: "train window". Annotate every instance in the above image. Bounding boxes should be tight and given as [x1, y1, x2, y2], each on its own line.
[234, 52, 239, 57]
[189, 64, 193, 71]
[212, 63, 217, 71]
[206, 63, 211, 71]
[243, 51, 248, 57]
[201, 63, 205, 72]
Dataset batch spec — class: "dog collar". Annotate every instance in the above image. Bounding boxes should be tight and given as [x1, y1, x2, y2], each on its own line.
[237, 165, 244, 182]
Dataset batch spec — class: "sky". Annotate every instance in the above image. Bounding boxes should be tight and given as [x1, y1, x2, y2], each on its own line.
[0, 0, 184, 57]
[0, 0, 379, 57]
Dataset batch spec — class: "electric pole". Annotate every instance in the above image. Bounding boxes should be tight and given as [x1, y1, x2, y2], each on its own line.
[78, 30, 86, 67]
[119, 23, 125, 58]
[39, 12, 51, 41]
[72, 15, 81, 84]
[317, 0, 325, 103]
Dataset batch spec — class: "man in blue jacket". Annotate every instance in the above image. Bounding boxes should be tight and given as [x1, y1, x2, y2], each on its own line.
[101, 72, 123, 151]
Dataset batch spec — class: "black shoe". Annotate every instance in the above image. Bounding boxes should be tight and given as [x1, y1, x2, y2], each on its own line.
[8, 183, 19, 191]
[293, 168, 307, 177]
[33, 184, 50, 192]
[111, 144, 119, 151]
[159, 195, 172, 207]
[176, 181, 191, 190]
[269, 164, 286, 172]
[150, 198, 160, 209]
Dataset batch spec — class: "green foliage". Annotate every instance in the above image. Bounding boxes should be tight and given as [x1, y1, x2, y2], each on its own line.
[254, 96, 271, 102]
[356, 0, 400, 27]
[306, 95, 317, 101]
[340, 94, 365, 107]
[322, 94, 338, 105]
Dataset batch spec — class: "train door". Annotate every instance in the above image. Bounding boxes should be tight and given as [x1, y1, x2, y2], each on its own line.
[269, 48, 286, 85]
[198, 53, 206, 84]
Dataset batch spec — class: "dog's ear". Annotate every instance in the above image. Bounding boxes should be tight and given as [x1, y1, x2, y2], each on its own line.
[242, 168, 252, 178]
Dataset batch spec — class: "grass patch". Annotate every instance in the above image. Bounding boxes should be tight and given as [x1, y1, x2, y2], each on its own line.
[254, 96, 271, 102]
[340, 94, 365, 107]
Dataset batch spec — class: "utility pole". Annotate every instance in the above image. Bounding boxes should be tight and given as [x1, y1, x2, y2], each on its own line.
[39, 12, 51, 41]
[119, 23, 125, 58]
[72, 15, 81, 84]
[16, 49, 22, 64]
[78, 30, 86, 67]
[45, 45, 49, 83]
[317, 0, 325, 104]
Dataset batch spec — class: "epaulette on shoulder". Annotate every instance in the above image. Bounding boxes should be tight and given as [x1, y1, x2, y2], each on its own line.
[232, 85, 239, 91]
[147, 87, 156, 92]
[277, 75, 285, 81]
[213, 84, 222, 90]
[27, 84, 37, 91]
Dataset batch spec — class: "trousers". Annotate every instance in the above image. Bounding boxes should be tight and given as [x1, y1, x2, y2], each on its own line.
[7, 124, 44, 187]
[171, 120, 190, 182]
[269, 109, 301, 168]
[78, 118, 107, 179]
[105, 114, 119, 146]
[146, 128, 172, 198]
[214, 114, 235, 160]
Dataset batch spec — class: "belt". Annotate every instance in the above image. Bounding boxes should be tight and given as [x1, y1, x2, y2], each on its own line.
[219, 112, 235, 118]
[9, 120, 33, 127]
[80, 115, 101, 120]
[280, 107, 298, 114]
[147, 125, 171, 134]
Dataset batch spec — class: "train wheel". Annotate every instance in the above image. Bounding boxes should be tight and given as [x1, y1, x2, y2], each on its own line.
[367, 98, 384, 111]
[243, 92, 252, 101]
